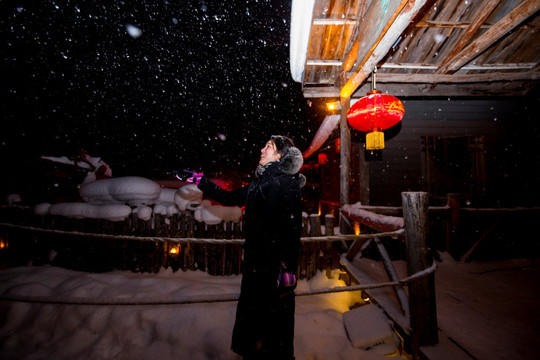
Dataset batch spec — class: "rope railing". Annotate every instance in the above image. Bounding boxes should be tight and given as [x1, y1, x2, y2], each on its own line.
[0, 261, 436, 306]
[0, 222, 404, 244]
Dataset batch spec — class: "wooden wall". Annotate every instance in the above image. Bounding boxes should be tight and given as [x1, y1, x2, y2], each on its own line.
[323, 97, 537, 207]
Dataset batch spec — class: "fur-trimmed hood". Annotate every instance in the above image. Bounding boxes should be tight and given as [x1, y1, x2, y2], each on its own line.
[278, 146, 306, 188]
[279, 146, 303, 175]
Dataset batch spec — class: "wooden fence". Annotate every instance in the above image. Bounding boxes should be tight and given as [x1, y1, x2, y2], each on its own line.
[0, 208, 342, 279]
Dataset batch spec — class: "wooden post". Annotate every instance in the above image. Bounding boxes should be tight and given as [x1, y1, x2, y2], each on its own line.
[308, 214, 321, 279]
[359, 143, 370, 205]
[339, 96, 351, 234]
[401, 192, 438, 358]
[308, 214, 321, 237]
[324, 214, 334, 236]
[324, 214, 335, 277]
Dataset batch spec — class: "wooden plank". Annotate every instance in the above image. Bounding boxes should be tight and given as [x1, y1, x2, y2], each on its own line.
[374, 237, 409, 317]
[436, 0, 502, 73]
[355, 0, 409, 65]
[440, 0, 540, 73]
[417, 20, 540, 30]
[342, 0, 434, 97]
[339, 96, 351, 234]
[413, 0, 460, 67]
[302, 80, 536, 97]
[369, 71, 540, 83]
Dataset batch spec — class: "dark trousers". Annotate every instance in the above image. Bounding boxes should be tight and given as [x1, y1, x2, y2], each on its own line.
[232, 272, 295, 359]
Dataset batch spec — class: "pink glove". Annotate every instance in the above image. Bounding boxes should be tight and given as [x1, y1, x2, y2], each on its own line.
[175, 170, 204, 185]
[277, 262, 297, 289]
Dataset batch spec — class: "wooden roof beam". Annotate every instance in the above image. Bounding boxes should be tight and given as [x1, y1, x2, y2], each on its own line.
[436, 0, 501, 74]
[374, 71, 540, 83]
[307, 61, 536, 71]
[340, 0, 432, 99]
[416, 20, 539, 30]
[436, 0, 540, 74]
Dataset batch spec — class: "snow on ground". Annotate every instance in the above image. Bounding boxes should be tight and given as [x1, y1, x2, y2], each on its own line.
[426, 253, 540, 360]
[0, 265, 392, 360]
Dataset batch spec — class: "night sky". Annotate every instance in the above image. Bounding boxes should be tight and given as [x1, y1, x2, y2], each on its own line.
[1, 1, 322, 199]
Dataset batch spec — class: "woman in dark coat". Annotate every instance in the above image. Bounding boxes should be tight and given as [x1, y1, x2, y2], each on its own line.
[197, 135, 304, 360]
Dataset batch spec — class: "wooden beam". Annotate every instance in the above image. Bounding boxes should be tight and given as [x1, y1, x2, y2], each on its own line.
[374, 71, 540, 83]
[340, 0, 410, 98]
[438, 0, 540, 74]
[436, 0, 502, 74]
[340, 0, 431, 98]
[416, 20, 539, 30]
[306, 61, 537, 71]
[302, 81, 537, 98]
[380, 62, 536, 71]
[303, 71, 540, 89]
[339, 96, 351, 234]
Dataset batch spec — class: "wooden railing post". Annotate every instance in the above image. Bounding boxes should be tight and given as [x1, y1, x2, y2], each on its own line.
[401, 192, 438, 357]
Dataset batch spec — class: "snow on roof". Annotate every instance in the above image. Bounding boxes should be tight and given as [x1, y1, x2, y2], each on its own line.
[290, 0, 315, 83]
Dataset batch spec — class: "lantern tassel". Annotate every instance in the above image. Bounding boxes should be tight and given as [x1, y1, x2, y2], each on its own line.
[366, 130, 385, 150]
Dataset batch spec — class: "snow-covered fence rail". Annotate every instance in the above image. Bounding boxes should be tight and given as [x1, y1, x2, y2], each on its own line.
[0, 208, 343, 279]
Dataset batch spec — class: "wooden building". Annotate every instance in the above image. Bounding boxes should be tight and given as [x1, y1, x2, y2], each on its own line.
[290, 0, 540, 207]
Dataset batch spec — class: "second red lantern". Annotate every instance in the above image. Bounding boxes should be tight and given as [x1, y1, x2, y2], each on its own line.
[347, 90, 404, 150]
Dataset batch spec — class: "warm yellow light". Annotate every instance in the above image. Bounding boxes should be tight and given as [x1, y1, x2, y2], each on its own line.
[0, 238, 6, 250]
[169, 246, 180, 254]
[361, 291, 370, 303]
[327, 101, 341, 111]
[354, 222, 361, 235]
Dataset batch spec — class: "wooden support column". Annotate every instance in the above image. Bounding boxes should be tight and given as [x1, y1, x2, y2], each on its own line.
[339, 96, 351, 234]
[359, 144, 370, 205]
[401, 192, 438, 358]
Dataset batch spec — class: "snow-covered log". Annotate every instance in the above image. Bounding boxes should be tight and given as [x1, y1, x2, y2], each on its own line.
[342, 203, 404, 232]
[302, 115, 340, 159]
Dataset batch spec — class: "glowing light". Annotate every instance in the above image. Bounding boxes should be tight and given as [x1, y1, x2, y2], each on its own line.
[347, 90, 404, 150]
[361, 291, 370, 303]
[354, 222, 361, 235]
[318, 153, 328, 165]
[327, 101, 341, 111]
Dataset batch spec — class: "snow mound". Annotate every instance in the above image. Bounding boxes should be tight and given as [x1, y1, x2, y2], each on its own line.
[174, 184, 203, 211]
[133, 205, 153, 221]
[49, 202, 132, 222]
[194, 200, 242, 225]
[343, 304, 396, 353]
[79, 176, 161, 206]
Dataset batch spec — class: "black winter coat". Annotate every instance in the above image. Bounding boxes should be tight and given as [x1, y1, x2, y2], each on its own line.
[198, 149, 303, 359]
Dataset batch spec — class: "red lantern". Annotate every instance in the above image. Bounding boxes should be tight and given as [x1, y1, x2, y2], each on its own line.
[347, 90, 404, 150]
